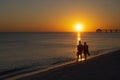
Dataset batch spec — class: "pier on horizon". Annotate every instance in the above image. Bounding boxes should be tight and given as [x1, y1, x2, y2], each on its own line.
[96, 29, 120, 32]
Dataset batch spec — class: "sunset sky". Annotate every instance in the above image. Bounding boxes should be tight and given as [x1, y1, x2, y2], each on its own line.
[0, 0, 120, 32]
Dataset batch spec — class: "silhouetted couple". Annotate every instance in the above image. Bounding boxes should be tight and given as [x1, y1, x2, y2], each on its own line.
[76, 41, 90, 62]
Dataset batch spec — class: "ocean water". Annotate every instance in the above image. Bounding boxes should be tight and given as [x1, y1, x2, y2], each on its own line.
[0, 32, 120, 78]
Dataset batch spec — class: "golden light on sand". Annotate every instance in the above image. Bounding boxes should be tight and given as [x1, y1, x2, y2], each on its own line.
[78, 58, 85, 62]
[75, 24, 83, 32]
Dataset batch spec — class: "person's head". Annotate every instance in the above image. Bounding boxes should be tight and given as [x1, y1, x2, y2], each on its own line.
[79, 41, 81, 44]
[84, 42, 86, 45]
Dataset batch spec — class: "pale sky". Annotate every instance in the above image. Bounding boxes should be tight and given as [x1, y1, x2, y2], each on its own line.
[0, 0, 120, 32]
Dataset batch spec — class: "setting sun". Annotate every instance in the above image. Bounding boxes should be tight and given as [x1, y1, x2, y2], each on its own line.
[75, 24, 83, 32]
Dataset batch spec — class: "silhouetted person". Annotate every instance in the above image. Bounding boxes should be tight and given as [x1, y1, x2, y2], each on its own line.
[83, 42, 90, 60]
[76, 41, 83, 62]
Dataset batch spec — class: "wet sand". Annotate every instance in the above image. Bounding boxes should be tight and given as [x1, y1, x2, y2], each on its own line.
[7, 50, 120, 80]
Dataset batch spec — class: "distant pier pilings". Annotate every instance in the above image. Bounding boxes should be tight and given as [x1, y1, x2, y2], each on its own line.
[96, 29, 120, 32]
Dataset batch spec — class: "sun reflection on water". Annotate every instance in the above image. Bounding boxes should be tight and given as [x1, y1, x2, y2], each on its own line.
[77, 32, 81, 44]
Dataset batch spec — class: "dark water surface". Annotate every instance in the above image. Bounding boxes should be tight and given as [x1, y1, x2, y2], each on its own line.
[0, 32, 120, 78]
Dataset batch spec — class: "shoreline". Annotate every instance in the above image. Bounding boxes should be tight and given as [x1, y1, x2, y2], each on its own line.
[5, 50, 120, 80]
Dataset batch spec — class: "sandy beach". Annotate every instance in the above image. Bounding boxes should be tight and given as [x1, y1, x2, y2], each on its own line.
[6, 50, 120, 80]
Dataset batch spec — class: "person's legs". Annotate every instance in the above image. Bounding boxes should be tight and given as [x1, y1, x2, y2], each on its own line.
[80, 53, 82, 60]
[84, 54, 87, 60]
[76, 53, 79, 62]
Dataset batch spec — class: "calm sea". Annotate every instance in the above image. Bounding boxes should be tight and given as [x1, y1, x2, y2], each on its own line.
[0, 32, 120, 78]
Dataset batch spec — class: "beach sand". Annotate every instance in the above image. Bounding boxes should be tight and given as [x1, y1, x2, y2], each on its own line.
[7, 50, 120, 80]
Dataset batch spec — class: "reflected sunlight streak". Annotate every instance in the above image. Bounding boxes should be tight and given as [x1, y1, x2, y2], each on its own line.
[77, 32, 81, 44]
